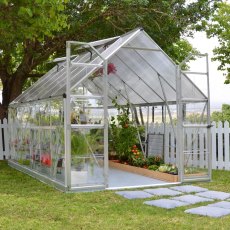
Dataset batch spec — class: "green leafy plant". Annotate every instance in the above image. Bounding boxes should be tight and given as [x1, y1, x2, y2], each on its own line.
[128, 145, 146, 167]
[158, 164, 178, 175]
[146, 156, 164, 166]
[148, 165, 159, 171]
[110, 99, 138, 162]
[71, 132, 88, 156]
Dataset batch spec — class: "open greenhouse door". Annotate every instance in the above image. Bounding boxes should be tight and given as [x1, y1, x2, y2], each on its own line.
[177, 53, 212, 183]
[65, 41, 108, 191]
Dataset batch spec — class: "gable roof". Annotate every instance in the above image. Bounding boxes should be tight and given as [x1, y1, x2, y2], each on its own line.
[12, 28, 207, 106]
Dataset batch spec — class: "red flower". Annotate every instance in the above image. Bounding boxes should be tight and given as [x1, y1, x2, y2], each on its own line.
[107, 63, 117, 74]
[93, 63, 117, 77]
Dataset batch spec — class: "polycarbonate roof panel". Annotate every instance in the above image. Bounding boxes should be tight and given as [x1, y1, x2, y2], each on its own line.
[126, 31, 206, 100]
[12, 28, 207, 106]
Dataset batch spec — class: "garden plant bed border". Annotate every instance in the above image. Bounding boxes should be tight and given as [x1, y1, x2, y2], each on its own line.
[109, 160, 179, 182]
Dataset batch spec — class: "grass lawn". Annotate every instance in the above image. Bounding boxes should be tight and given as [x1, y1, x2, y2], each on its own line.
[1, 161, 230, 230]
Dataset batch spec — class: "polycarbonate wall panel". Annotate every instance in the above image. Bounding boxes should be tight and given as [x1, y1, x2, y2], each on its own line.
[182, 101, 209, 180]
[183, 127, 209, 178]
[71, 128, 104, 187]
[70, 88, 105, 187]
[181, 73, 206, 100]
[8, 98, 65, 184]
[71, 97, 104, 125]
[81, 79, 117, 106]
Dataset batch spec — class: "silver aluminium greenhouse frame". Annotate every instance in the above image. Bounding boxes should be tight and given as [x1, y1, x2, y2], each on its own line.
[8, 28, 212, 192]
[65, 40, 110, 191]
[177, 53, 212, 183]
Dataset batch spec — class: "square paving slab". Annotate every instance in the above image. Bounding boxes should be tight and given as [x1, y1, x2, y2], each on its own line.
[196, 191, 230, 200]
[172, 195, 213, 204]
[116, 190, 153, 199]
[144, 199, 188, 209]
[170, 185, 208, 193]
[144, 188, 182, 196]
[208, 201, 230, 209]
[185, 206, 230, 218]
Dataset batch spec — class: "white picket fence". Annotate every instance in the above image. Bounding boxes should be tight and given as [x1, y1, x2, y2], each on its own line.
[1, 119, 230, 170]
[0, 118, 9, 160]
[148, 121, 230, 170]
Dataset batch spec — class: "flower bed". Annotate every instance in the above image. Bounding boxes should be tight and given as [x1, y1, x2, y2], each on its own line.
[109, 160, 179, 182]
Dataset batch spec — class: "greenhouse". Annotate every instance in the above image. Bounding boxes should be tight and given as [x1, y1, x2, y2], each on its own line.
[8, 28, 212, 192]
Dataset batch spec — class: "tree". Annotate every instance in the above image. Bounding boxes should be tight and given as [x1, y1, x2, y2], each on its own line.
[206, 2, 230, 84]
[212, 104, 230, 123]
[0, 0, 218, 119]
[0, 0, 68, 118]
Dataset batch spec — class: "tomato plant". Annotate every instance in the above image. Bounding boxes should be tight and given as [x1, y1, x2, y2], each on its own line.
[110, 99, 138, 162]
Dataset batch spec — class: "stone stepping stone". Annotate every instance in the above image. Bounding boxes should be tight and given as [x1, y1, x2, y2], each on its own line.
[170, 185, 208, 193]
[196, 191, 230, 200]
[172, 194, 213, 204]
[208, 201, 230, 209]
[116, 191, 153, 199]
[185, 206, 230, 218]
[144, 199, 188, 209]
[144, 188, 182, 196]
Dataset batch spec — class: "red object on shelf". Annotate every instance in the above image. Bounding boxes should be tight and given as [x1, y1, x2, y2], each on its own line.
[41, 153, 52, 166]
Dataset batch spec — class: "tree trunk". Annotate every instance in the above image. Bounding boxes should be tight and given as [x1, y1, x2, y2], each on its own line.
[0, 73, 25, 120]
[0, 74, 11, 120]
[0, 104, 7, 121]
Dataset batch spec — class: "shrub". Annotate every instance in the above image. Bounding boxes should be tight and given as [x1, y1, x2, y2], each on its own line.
[146, 156, 164, 166]
[110, 99, 138, 162]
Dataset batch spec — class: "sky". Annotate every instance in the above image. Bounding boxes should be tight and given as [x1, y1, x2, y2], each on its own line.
[186, 32, 230, 110]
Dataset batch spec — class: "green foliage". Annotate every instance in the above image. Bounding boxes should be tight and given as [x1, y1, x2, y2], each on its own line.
[0, 0, 219, 120]
[110, 99, 138, 162]
[206, 2, 230, 83]
[128, 145, 146, 167]
[158, 164, 178, 175]
[71, 132, 88, 155]
[167, 39, 199, 69]
[148, 164, 159, 171]
[211, 104, 230, 123]
[18, 159, 30, 166]
[71, 129, 103, 156]
[146, 156, 164, 167]
[129, 153, 146, 167]
[0, 1, 68, 45]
